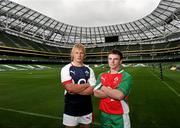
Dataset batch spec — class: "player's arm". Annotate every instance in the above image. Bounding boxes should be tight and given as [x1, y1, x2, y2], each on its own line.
[101, 86, 124, 100]
[94, 89, 108, 98]
[79, 67, 96, 95]
[61, 65, 90, 94]
[93, 72, 108, 98]
[101, 74, 132, 100]
[78, 86, 94, 95]
[63, 83, 90, 94]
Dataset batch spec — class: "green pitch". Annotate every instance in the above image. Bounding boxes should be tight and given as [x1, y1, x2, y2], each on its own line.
[0, 65, 180, 128]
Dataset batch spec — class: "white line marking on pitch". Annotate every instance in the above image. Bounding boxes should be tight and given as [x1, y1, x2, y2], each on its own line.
[0, 107, 101, 126]
[149, 70, 180, 97]
[0, 107, 61, 120]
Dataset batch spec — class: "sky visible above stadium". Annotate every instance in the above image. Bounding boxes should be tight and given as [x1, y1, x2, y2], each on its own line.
[11, 0, 160, 27]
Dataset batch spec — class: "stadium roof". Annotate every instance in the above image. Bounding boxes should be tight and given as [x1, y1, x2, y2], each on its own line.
[0, 0, 180, 48]
[10, 0, 160, 27]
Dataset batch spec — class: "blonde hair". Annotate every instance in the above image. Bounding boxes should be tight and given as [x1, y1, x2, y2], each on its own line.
[71, 43, 86, 61]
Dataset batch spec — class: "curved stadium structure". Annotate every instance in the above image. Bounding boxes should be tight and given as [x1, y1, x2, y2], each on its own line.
[0, 0, 180, 63]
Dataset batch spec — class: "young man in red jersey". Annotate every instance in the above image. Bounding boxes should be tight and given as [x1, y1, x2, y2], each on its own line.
[61, 43, 96, 128]
[94, 49, 132, 128]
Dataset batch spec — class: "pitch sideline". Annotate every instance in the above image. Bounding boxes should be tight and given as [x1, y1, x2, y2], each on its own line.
[149, 70, 180, 98]
[0, 106, 61, 119]
[0, 106, 101, 126]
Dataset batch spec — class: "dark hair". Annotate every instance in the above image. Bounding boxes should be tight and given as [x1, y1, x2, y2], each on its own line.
[108, 49, 123, 59]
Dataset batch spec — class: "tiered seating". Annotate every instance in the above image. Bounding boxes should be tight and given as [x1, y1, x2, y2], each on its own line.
[0, 32, 18, 47]
[0, 30, 179, 63]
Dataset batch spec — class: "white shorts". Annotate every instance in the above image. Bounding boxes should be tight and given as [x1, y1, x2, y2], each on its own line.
[63, 113, 92, 126]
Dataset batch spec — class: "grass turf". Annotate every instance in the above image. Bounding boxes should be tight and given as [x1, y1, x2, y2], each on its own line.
[0, 65, 179, 128]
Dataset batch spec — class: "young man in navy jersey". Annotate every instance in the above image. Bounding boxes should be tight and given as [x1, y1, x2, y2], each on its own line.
[61, 43, 96, 128]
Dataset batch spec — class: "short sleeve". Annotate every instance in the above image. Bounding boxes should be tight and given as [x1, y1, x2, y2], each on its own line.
[93, 73, 102, 90]
[61, 64, 72, 85]
[117, 72, 132, 96]
[88, 67, 96, 87]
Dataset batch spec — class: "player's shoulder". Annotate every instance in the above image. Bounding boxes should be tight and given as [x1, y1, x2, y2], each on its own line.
[84, 64, 91, 68]
[122, 70, 132, 79]
[61, 63, 72, 71]
[84, 64, 93, 71]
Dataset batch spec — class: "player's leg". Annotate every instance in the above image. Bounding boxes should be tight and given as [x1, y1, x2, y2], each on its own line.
[111, 114, 124, 128]
[65, 126, 76, 128]
[100, 111, 112, 128]
[79, 124, 90, 128]
[63, 114, 78, 128]
[111, 113, 131, 128]
[79, 113, 92, 128]
[100, 111, 130, 128]
[122, 113, 131, 128]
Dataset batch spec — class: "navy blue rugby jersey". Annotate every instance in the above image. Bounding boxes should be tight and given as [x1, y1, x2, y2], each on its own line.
[61, 63, 96, 116]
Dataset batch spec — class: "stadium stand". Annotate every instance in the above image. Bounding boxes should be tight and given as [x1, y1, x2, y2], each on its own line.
[0, 0, 180, 64]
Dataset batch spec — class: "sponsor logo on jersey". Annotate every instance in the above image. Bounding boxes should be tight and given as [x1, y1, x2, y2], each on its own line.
[101, 76, 105, 81]
[86, 116, 91, 120]
[70, 70, 75, 75]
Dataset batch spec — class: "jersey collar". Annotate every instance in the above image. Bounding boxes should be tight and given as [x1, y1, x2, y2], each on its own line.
[108, 68, 124, 74]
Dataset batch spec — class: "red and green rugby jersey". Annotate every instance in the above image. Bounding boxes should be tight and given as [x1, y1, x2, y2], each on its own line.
[95, 69, 132, 114]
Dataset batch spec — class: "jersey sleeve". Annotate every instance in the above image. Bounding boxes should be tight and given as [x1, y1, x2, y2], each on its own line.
[93, 73, 102, 90]
[61, 65, 72, 85]
[117, 72, 132, 96]
[88, 67, 96, 87]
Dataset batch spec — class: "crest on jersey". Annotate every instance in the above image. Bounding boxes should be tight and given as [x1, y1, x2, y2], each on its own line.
[85, 70, 90, 76]
[114, 77, 119, 82]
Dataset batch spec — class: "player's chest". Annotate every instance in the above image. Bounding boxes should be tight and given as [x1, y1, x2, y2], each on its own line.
[101, 73, 122, 88]
[69, 67, 90, 80]
[109, 74, 122, 84]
